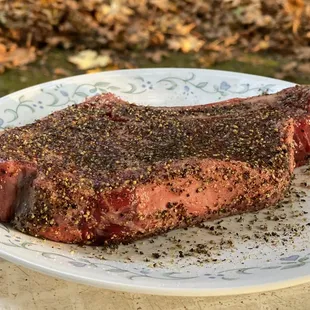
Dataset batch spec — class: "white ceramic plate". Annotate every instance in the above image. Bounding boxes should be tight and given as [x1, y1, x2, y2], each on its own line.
[1, 68, 309, 296]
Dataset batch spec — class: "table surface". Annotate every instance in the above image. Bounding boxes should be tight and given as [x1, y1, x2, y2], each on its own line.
[1, 258, 310, 310]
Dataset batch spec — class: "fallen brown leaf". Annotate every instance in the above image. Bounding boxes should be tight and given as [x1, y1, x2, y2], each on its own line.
[86, 68, 102, 74]
[54, 67, 71, 76]
[252, 38, 270, 52]
[295, 47, 310, 60]
[168, 35, 204, 53]
[0, 45, 36, 68]
[282, 61, 298, 72]
[297, 63, 310, 74]
[145, 50, 169, 63]
[175, 23, 196, 36]
[284, 0, 305, 33]
[96, 0, 133, 24]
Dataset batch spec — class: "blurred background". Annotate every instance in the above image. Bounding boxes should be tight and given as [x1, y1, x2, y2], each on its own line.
[0, 0, 309, 97]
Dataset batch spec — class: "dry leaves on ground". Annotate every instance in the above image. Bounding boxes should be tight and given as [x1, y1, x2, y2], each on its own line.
[0, 43, 36, 73]
[0, 0, 309, 73]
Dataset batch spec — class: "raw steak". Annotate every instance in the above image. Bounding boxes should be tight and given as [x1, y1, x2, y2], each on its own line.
[0, 85, 310, 244]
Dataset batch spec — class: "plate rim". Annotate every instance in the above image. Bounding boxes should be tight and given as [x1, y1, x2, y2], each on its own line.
[1, 249, 309, 296]
[0, 68, 295, 102]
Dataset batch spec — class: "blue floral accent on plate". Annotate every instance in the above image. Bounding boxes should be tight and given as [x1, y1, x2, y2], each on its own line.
[220, 81, 231, 91]
[280, 255, 300, 262]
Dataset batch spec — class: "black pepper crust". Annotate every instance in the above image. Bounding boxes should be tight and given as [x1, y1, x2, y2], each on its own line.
[0, 85, 310, 244]
[2, 87, 308, 181]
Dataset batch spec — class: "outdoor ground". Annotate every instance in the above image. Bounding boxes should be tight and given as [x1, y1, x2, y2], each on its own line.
[0, 0, 309, 96]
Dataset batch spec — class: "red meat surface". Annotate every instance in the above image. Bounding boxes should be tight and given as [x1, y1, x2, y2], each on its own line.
[0, 85, 310, 244]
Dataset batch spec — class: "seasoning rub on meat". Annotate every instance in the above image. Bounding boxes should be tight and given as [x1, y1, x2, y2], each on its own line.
[0, 85, 310, 245]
